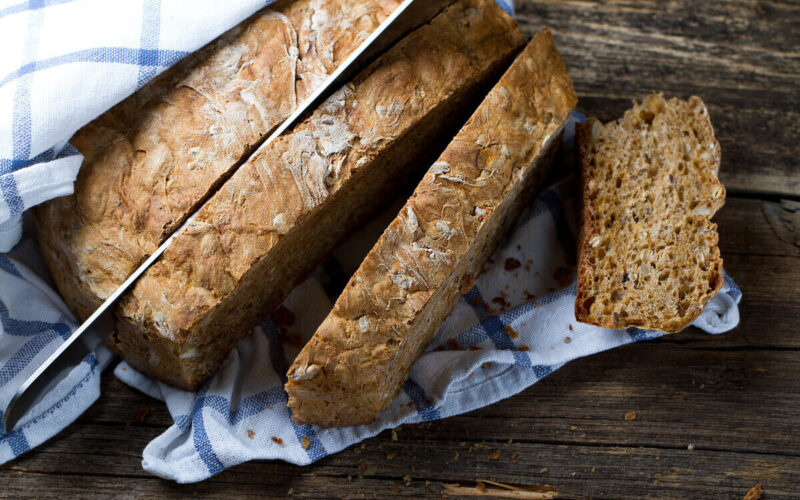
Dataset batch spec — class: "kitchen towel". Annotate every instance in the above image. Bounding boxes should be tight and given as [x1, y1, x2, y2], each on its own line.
[0, 0, 739, 484]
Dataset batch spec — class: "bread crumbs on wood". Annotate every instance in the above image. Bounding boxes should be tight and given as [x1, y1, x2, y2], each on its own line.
[625, 411, 638, 421]
[743, 483, 763, 500]
[511, 452, 519, 464]
[489, 450, 502, 460]
[134, 407, 150, 423]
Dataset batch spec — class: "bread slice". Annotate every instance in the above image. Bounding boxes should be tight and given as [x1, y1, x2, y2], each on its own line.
[286, 29, 577, 427]
[574, 94, 725, 333]
[34, 0, 402, 321]
[109, 0, 526, 390]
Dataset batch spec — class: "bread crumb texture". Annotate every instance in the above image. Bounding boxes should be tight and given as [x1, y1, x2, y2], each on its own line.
[575, 94, 725, 333]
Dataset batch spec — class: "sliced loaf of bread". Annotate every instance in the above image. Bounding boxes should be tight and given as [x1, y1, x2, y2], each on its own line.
[286, 29, 577, 427]
[109, 0, 526, 390]
[575, 94, 725, 333]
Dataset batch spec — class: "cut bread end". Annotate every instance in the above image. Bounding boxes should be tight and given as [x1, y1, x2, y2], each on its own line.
[575, 94, 725, 333]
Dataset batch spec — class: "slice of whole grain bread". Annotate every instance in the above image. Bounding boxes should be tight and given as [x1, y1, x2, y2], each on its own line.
[575, 94, 725, 333]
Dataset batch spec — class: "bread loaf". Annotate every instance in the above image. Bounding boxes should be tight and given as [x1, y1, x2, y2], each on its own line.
[34, 0, 402, 321]
[574, 94, 725, 333]
[110, 0, 526, 390]
[286, 28, 577, 427]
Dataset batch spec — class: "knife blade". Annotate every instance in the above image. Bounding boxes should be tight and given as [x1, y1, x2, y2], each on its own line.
[3, 0, 456, 434]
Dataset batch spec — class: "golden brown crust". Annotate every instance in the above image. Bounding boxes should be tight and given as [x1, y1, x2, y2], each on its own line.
[286, 28, 577, 427]
[33, 0, 402, 321]
[575, 95, 725, 333]
[110, 0, 526, 390]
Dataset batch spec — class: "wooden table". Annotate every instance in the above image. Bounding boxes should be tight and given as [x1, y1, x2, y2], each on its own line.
[3, 1, 798, 498]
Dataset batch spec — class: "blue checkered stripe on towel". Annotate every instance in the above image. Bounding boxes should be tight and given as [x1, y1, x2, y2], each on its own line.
[0, 253, 114, 463]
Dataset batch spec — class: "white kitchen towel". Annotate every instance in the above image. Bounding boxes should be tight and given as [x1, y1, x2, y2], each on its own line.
[0, 0, 739, 484]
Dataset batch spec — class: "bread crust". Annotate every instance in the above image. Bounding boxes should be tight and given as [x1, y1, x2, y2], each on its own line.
[110, 0, 527, 390]
[34, 0, 402, 321]
[286, 28, 577, 427]
[574, 95, 725, 333]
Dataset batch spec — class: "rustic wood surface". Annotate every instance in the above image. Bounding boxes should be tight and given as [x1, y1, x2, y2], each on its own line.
[2, 1, 799, 498]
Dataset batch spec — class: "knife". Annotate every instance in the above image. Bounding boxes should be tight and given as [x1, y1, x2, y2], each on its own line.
[3, 0, 456, 434]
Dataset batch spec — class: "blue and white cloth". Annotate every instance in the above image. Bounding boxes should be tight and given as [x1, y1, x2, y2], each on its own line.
[0, 0, 739, 484]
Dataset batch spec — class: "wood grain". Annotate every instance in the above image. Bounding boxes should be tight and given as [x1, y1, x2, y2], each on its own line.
[2, 1, 798, 498]
[515, 0, 800, 197]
